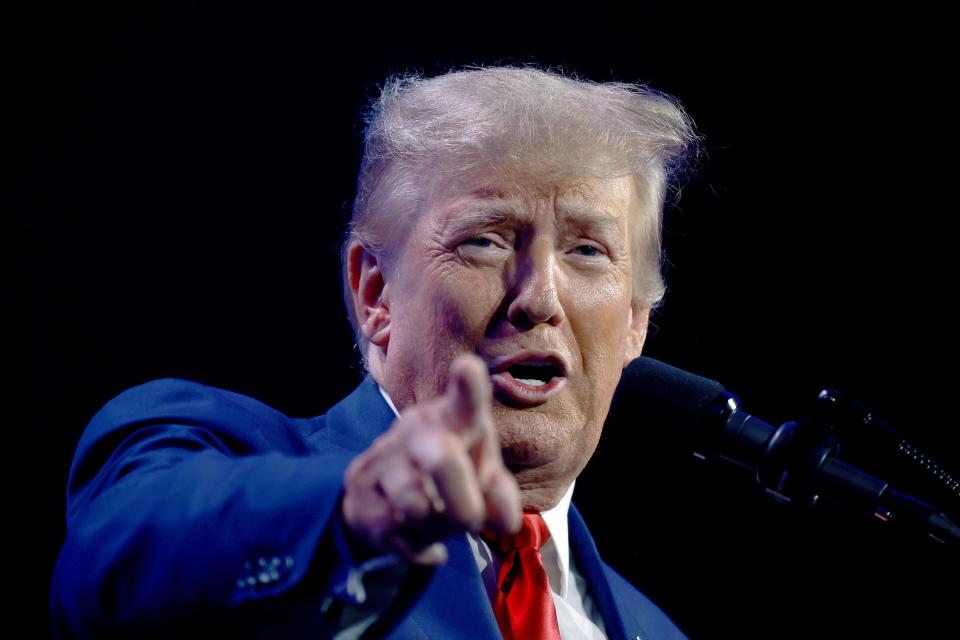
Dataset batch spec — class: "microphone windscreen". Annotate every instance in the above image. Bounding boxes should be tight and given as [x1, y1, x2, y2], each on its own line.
[609, 356, 727, 439]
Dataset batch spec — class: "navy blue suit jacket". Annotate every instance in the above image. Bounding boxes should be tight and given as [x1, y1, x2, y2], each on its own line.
[51, 376, 685, 639]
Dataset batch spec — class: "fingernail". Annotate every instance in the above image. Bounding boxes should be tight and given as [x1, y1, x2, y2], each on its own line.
[422, 542, 448, 565]
[427, 542, 447, 564]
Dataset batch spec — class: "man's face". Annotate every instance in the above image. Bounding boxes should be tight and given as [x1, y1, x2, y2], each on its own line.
[375, 174, 649, 509]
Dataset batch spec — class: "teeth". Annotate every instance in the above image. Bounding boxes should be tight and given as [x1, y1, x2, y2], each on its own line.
[516, 378, 547, 387]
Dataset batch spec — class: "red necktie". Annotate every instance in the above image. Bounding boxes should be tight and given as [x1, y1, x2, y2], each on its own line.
[483, 512, 562, 640]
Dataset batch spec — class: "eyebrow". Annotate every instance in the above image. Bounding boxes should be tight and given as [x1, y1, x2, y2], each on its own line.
[444, 193, 532, 237]
[444, 190, 626, 241]
[555, 202, 625, 240]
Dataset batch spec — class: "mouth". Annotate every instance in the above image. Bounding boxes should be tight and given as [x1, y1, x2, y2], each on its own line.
[487, 352, 568, 407]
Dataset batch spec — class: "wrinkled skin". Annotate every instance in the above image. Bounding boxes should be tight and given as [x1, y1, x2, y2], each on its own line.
[343, 174, 649, 563]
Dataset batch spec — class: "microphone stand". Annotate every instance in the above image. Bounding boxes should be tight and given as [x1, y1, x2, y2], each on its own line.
[700, 391, 960, 546]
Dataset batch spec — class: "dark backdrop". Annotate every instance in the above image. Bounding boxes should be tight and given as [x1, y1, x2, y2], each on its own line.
[15, 3, 957, 638]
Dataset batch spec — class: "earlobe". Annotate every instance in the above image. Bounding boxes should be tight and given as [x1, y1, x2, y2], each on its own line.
[346, 239, 391, 348]
[622, 303, 650, 367]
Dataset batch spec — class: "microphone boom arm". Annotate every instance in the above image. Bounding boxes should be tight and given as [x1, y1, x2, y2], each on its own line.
[620, 357, 960, 546]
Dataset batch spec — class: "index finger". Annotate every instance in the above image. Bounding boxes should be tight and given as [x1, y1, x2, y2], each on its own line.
[445, 353, 494, 448]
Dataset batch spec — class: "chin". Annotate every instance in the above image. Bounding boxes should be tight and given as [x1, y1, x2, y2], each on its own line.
[512, 473, 572, 512]
[493, 408, 565, 462]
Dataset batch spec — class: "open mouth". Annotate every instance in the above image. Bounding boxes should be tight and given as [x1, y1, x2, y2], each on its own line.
[506, 362, 563, 387]
[488, 353, 568, 407]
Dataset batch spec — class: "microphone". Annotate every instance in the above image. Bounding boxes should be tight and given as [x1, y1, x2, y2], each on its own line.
[610, 356, 960, 545]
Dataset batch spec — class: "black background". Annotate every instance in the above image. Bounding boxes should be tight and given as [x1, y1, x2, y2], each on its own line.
[15, 3, 957, 638]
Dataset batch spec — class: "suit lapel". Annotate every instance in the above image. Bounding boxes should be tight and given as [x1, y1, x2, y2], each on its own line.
[569, 505, 629, 640]
[390, 533, 502, 639]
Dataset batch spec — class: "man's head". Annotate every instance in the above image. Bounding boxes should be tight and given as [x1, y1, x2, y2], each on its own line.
[344, 67, 696, 509]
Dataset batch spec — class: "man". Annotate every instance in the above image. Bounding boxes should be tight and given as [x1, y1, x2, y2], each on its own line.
[51, 66, 696, 639]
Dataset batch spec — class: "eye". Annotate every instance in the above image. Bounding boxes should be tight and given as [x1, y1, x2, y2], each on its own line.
[573, 244, 602, 257]
[569, 241, 610, 259]
[456, 233, 512, 262]
[463, 237, 495, 249]
[459, 232, 512, 251]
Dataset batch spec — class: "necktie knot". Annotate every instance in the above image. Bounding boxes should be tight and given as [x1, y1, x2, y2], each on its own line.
[483, 512, 551, 556]
[481, 512, 561, 640]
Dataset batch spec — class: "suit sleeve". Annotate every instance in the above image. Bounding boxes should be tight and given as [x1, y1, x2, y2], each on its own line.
[50, 379, 360, 638]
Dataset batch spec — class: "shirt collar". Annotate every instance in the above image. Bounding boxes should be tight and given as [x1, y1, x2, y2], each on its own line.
[539, 480, 574, 598]
[378, 383, 401, 417]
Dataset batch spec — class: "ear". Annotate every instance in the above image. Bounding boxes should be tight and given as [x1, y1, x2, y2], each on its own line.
[346, 239, 391, 348]
[623, 302, 650, 367]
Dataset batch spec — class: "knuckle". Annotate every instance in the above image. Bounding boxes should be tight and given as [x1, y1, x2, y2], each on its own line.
[344, 457, 365, 485]
[449, 495, 485, 529]
[370, 430, 396, 454]
[342, 495, 387, 546]
[397, 404, 433, 433]
[393, 490, 432, 522]
[412, 429, 462, 472]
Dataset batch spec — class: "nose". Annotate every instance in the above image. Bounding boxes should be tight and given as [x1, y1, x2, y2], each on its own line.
[506, 239, 565, 329]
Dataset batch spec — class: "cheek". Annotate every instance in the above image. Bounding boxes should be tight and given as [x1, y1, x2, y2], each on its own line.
[409, 262, 505, 349]
[569, 276, 633, 367]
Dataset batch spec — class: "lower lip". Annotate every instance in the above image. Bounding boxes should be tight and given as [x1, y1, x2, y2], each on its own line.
[490, 371, 567, 407]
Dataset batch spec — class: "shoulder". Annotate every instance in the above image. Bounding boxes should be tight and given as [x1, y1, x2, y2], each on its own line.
[602, 562, 687, 640]
[78, 377, 316, 458]
[65, 378, 326, 518]
[92, 377, 294, 427]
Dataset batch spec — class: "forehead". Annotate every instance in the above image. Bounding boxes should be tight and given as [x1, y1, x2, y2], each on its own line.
[426, 174, 639, 226]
